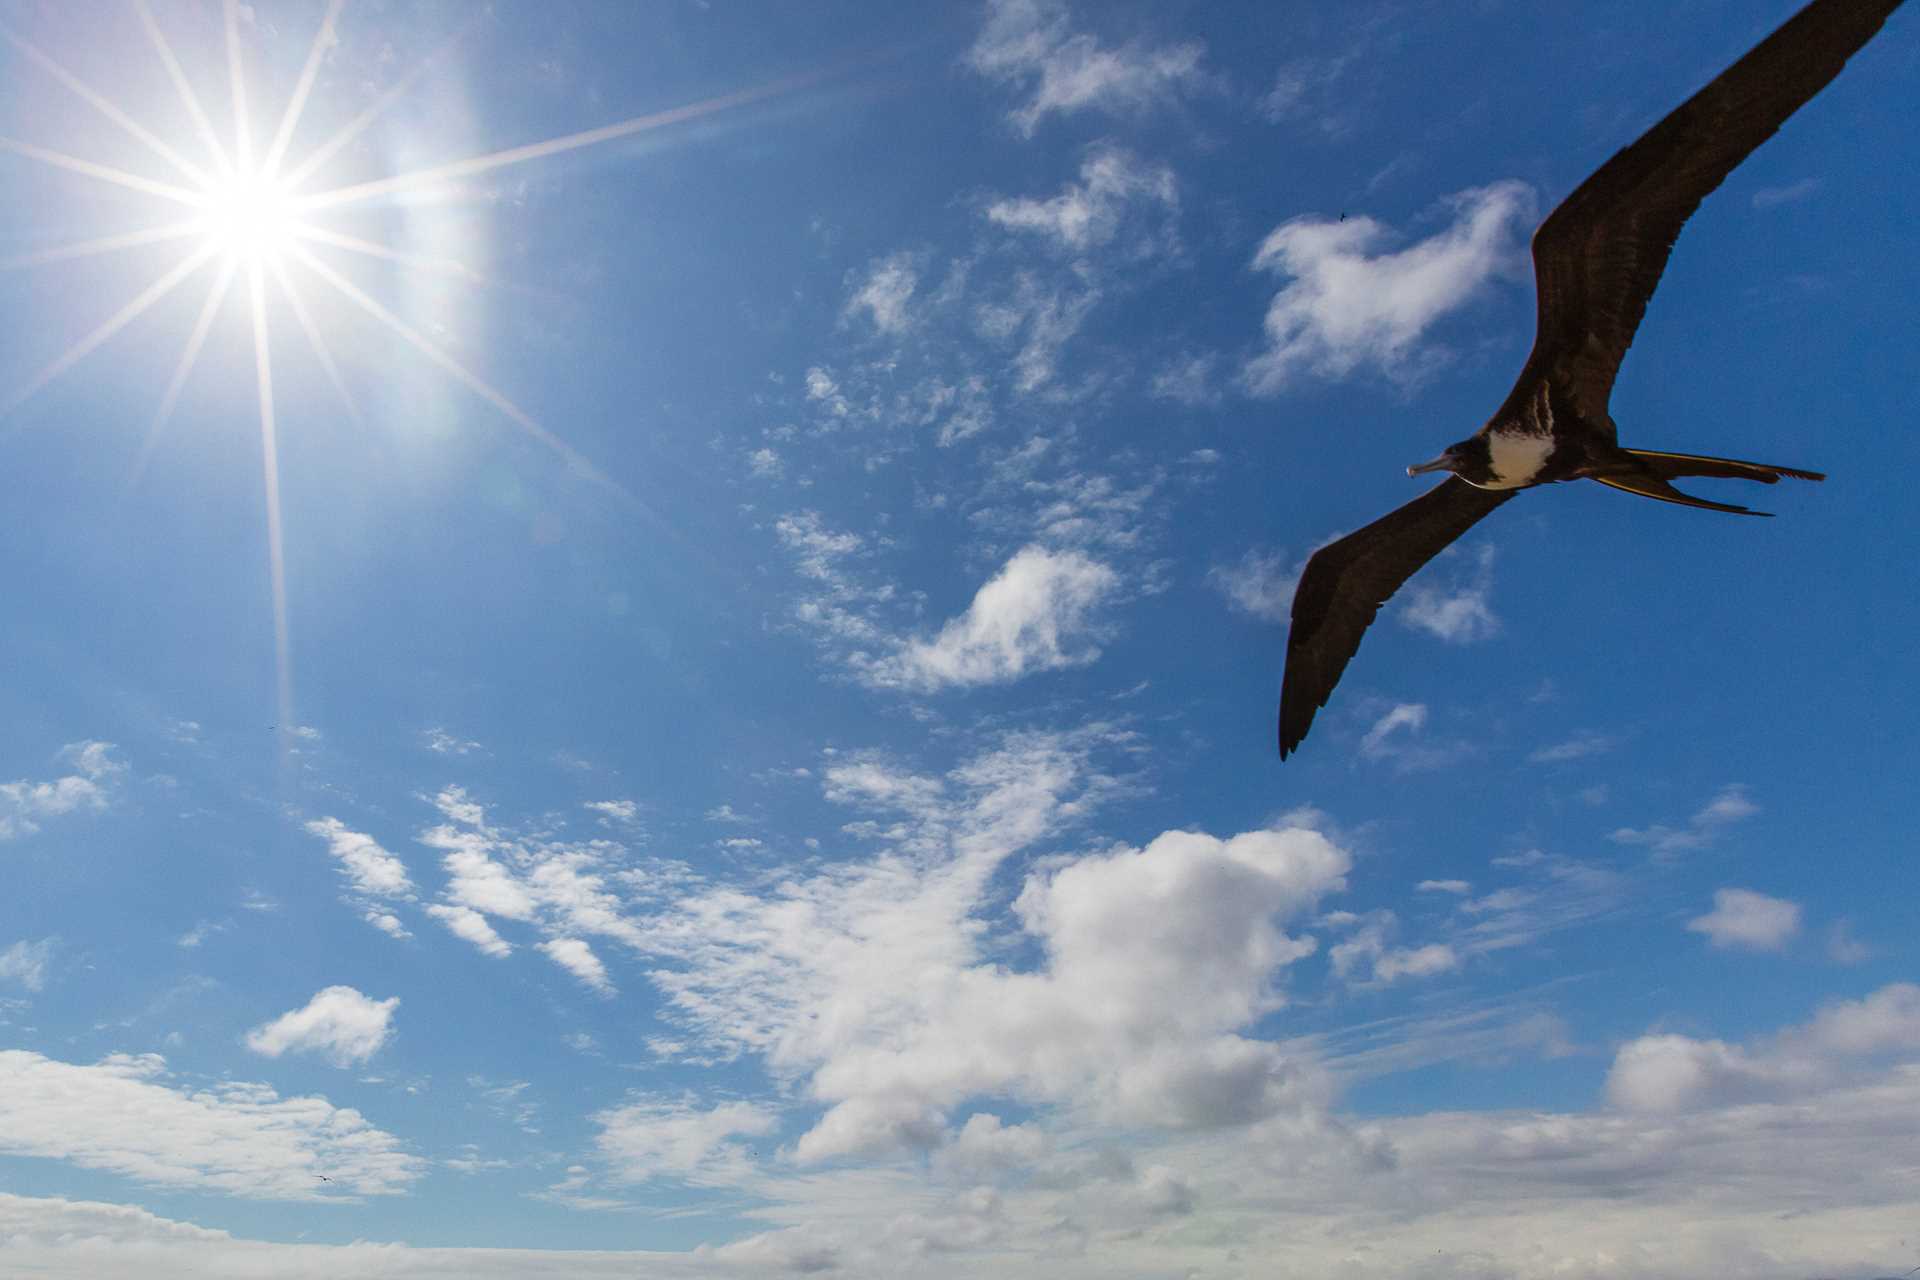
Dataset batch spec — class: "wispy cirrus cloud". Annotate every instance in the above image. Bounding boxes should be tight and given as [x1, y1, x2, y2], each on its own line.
[1242, 182, 1533, 394]
[1398, 543, 1498, 643]
[986, 145, 1177, 258]
[967, 0, 1209, 137]
[844, 251, 920, 335]
[1610, 784, 1759, 857]
[1209, 546, 1300, 623]
[0, 938, 55, 991]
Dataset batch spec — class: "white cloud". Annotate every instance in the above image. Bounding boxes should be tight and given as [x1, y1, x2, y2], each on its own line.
[1208, 547, 1298, 623]
[1528, 730, 1617, 764]
[304, 817, 415, 900]
[747, 446, 782, 479]
[0, 740, 125, 841]
[421, 727, 482, 755]
[363, 910, 410, 939]
[647, 731, 1346, 1163]
[1150, 352, 1220, 406]
[595, 1097, 779, 1185]
[775, 510, 864, 582]
[1357, 702, 1426, 760]
[13, 1041, 1920, 1280]
[540, 937, 614, 995]
[0, 937, 54, 990]
[426, 903, 512, 956]
[973, 271, 1099, 393]
[1752, 176, 1821, 209]
[1611, 784, 1759, 856]
[174, 921, 229, 949]
[0, 1051, 421, 1198]
[986, 145, 1176, 256]
[869, 545, 1118, 691]
[1327, 911, 1458, 986]
[968, 0, 1209, 136]
[1687, 887, 1802, 951]
[1242, 182, 1533, 393]
[585, 798, 642, 829]
[1607, 982, 1920, 1114]
[244, 986, 399, 1066]
[1397, 543, 1498, 643]
[1416, 879, 1469, 895]
[415, 788, 656, 980]
[845, 251, 919, 334]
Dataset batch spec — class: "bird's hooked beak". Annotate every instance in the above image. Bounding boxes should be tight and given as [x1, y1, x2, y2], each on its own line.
[1407, 453, 1452, 478]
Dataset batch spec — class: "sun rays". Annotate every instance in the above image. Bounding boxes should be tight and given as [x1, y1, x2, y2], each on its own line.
[1, 0, 806, 751]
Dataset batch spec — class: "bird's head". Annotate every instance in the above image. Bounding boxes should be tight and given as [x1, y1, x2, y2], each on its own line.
[1407, 437, 1493, 484]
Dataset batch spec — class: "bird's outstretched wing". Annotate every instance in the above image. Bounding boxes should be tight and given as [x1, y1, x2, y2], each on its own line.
[1279, 479, 1515, 758]
[1519, 0, 1904, 421]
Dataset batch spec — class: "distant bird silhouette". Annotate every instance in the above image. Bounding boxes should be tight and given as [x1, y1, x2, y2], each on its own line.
[1277, 0, 1902, 760]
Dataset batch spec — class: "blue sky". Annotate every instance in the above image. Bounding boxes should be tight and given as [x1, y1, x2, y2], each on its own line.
[2, 0, 1917, 1275]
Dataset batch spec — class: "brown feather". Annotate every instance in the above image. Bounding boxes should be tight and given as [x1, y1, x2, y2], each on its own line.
[1510, 0, 1904, 424]
[1279, 480, 1514, 759]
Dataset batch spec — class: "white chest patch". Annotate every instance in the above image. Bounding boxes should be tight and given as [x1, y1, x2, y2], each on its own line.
[1485, 430, 1554, 489]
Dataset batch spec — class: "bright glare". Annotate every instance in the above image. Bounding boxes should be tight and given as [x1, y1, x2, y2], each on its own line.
[195, 171, 298, 265]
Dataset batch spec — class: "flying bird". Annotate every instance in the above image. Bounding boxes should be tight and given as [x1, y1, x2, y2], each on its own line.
[1277, 0, 1903, 760]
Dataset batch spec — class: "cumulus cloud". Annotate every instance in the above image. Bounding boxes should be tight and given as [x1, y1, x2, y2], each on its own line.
[646, 731, 1347, 1163]
[1242, 182, 1533, 394]
[0, 740, 125, 841]
[869, 545, 1118, 690]
[1607, 983, 1920, 1114]
[0, 1051, 421, 1197]
[968, 0, 1208, 136]
[986, 145, 1177, 256]
[244, 986, 399, 1066]
[1687, 887, 1802, 951]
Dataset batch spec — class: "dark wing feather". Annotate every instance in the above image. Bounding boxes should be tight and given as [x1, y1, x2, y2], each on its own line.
[1517, 0, 1903, 421]
[1279, 479, 1515, 759]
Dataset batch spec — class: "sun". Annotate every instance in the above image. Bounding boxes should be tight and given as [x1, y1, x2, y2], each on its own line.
[2, 0, 799, 742]
[194, 169, 299, 267]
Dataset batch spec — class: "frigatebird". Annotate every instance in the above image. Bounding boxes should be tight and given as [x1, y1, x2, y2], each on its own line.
[1277, 0, 1903, 760]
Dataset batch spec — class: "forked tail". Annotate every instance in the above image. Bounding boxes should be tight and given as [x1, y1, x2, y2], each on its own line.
[1592, 448, 1825, 516]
